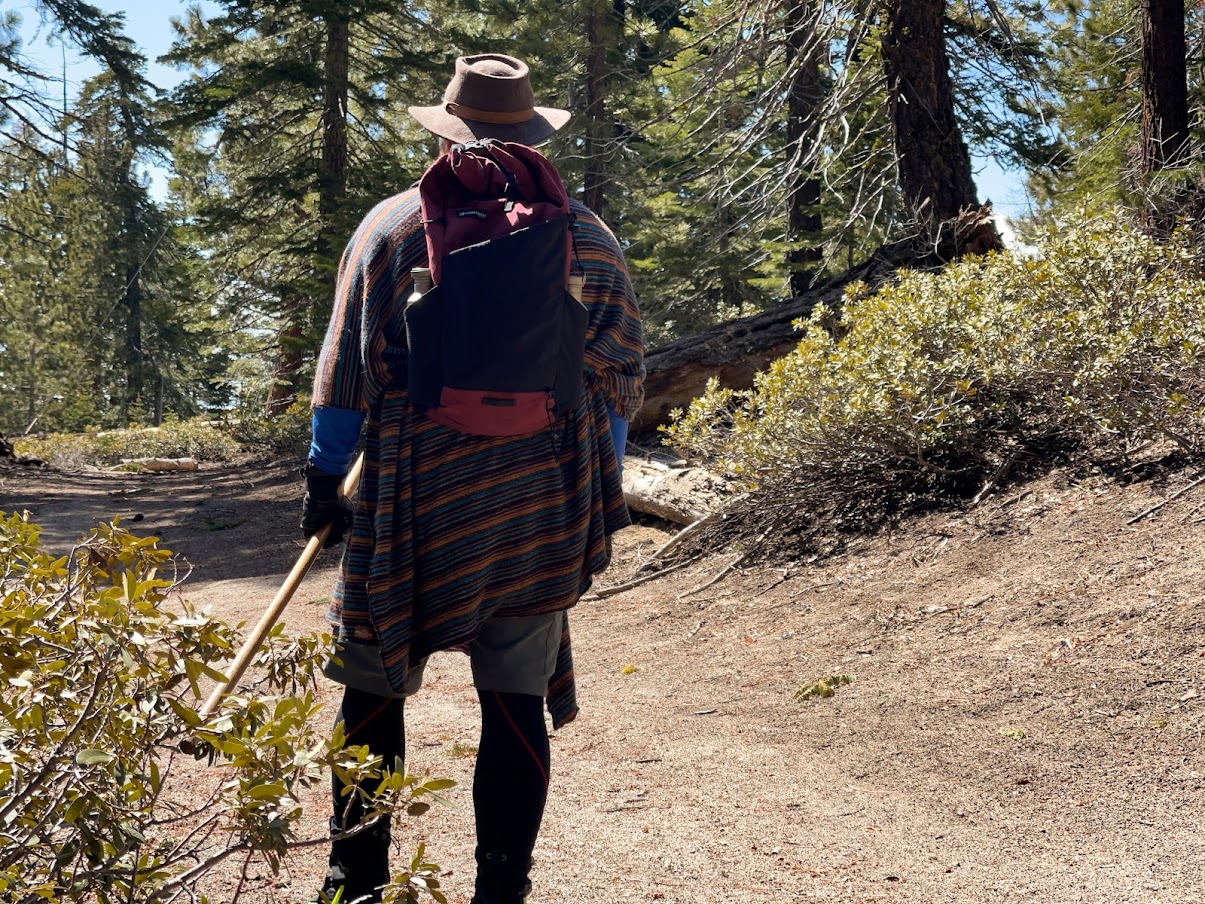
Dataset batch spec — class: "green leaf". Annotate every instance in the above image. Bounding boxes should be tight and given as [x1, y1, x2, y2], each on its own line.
[245, 781, 286, 800]
[75, 749, 114, 766]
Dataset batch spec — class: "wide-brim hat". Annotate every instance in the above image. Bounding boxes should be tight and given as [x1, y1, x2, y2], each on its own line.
[409, 53, 571, 146]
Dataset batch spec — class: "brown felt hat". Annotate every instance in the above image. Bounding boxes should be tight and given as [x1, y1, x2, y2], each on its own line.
[408, 53, 571, 146]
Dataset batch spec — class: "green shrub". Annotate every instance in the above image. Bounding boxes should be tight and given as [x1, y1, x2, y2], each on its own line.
[12, 431, 98, 468]
[795, 674, 853, 701]
[16, 402, 314, 469]
[0, 514, 449, 903]
[222, 398, 312, 457]
[15, 419, 241, 469]
[666, 210, 1205, 536]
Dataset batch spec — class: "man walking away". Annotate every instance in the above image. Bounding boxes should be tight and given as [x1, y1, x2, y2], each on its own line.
[302, 53, 645, 904]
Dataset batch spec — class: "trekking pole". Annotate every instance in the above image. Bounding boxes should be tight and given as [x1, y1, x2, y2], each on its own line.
[197, 453, 365, 720]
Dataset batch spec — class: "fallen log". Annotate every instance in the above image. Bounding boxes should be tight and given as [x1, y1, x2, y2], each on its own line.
[631, 207, 1003, 433]
[632, 283, 847, 432]
[622, 457, 728, 525]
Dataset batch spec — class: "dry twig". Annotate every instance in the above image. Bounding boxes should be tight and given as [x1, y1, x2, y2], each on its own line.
[588, 555, 701, 599]
[970, 450, 1022, 508]
[1126, 473, 1205, 525]
[920, 594, 994, 617]
[677, 552, 747, 600]
[647, 512, 718, 564]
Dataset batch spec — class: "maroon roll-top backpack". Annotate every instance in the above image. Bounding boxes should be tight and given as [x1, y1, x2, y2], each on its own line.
[403, 139, 589, 437]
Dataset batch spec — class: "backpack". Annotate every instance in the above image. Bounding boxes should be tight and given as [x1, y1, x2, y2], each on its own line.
[404, 139, 589, 437]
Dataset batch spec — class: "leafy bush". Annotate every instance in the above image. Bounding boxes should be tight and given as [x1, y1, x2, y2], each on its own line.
[0, 514, 448, 903]
[666, 210, 1205, 539]
[795, 674, 853, 701]
[15, 419, 242, 469]
[15, 402, 315, 468]
[222, 398, 313, 457]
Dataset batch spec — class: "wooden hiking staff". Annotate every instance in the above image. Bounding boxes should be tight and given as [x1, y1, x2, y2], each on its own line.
[198, 453, 365, 720]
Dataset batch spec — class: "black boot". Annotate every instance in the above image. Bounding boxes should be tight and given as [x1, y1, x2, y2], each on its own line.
[469, 849, 532, 904]
[315, 817, 392, 904]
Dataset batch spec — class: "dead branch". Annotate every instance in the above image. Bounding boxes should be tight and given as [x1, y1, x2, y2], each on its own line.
[588, 554, 702, 600]
[677, 552, 747, 600]
[648, 512, 720, 563]
[1126, 472, 1205, 525]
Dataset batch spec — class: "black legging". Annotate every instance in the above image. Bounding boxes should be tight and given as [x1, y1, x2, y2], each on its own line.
[474, 690, 550, 866]
[331, 685, 551, 892]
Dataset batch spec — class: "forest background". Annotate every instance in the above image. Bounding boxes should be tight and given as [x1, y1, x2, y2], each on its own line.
[0, 0, 1193, 436]
[5, 7, 1205, 899]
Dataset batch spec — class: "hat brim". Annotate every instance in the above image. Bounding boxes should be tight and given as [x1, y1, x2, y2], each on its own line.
[408, 103, 571, 146]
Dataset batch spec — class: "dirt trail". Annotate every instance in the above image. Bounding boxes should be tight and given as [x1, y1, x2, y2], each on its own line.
[2, 461, 1203, 904]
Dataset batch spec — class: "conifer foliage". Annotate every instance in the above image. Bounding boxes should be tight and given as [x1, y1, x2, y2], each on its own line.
[1, 0, 1204, 429]
[4, 3, 1205, 897]
[162, 0, 447, 413]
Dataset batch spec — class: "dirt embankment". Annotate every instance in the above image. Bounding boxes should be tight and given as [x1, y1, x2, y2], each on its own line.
[1, 460, 1202, 904]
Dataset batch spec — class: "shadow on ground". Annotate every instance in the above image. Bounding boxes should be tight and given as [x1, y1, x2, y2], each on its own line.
[0, 459, 345, 583]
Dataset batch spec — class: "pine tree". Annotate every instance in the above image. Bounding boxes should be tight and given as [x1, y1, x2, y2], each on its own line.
[785, 1, 825, 296]
[71, 73, 221, 426]
[0, 1, 145, 160]
[0, 131, 70, 433]
[619, 1, 886, 328]
[881, 0, 981, 221]
[0, 73, 222, 434]
[607, 3, 790, 337]
[1029, 0, 1140, 209]
[944, 1, 1058, 178]
[165, 0, 447, 413]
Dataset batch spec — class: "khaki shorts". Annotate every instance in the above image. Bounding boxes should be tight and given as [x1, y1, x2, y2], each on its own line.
[324, 610, 564, 700]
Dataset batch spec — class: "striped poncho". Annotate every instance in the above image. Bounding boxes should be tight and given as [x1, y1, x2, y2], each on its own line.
[312, 180, 644, 728]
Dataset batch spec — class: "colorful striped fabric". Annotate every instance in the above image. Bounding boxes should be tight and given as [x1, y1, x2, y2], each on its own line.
[312, 182, 645, 728]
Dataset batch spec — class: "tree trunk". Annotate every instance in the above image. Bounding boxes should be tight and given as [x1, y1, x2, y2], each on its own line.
[123, 259, 142, 426]
[320, 12, 350, 244]
[881, 0, 980, 222]
[622, 458, 729, 525]
[266, 298, 306, 416]
[274, 6, 351, 414]
[1140, 0, 1190, 232]
[785, 2, 824, 298]
[119, 148, 143, 427]
[583, 0, 613, 216]
[1141, 0, 1189, 170]
[717, 201, 744, 314]
[26, 340, 37, 430]
[154, 372, 164, 426]
[632, 282, 847, 433]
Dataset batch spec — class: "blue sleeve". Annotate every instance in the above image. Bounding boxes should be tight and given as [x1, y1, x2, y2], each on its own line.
[309, 406, 367, 476]
[607, 406, 628, 477]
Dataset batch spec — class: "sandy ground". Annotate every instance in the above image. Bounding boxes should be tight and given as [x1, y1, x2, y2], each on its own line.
[1, 459, 1203, 904]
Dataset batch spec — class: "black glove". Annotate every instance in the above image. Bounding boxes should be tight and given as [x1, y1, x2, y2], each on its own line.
[301, 463, 354, 549]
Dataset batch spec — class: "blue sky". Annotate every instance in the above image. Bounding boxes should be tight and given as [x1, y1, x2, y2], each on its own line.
[12, 0, 212, 95]
[13, 0, 217, 196]
[974, 156, 1032, 223]
[13, 1, 1031, 222]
